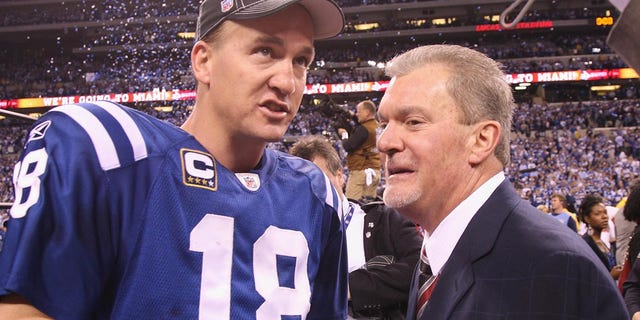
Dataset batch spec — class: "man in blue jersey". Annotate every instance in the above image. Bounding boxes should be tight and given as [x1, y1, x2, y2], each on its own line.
[0, 1, 348, 319]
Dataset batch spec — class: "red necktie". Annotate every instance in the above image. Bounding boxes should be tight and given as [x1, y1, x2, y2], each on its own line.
[416, 248, 439, 318]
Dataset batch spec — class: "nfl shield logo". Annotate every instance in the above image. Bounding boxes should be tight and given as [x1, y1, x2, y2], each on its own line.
[220, 0, 233, 12]
[235, 173, 261, 191]
[243, 176, 257, 189]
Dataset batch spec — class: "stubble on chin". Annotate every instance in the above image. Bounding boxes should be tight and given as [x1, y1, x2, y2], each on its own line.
[382, 186, 421, 210]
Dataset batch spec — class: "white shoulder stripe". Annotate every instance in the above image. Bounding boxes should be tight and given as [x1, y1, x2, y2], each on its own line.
[323, 173, 335, 209]
[93, 101, 148, 161]
[52, 105, 120, 170]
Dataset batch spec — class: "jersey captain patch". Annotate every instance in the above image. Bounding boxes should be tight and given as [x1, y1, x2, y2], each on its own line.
[181, 148, 217, 191]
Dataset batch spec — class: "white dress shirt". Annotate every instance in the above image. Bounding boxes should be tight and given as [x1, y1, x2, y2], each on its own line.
[342, 195, 367, 272]
[423, 172, 505, 275]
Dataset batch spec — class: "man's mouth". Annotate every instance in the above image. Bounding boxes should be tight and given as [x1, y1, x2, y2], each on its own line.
[260, 101, 290, 114]
[387, 166, 413, 177]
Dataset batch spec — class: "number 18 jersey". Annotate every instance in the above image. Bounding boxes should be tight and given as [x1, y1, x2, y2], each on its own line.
[0, 101, 348, 319]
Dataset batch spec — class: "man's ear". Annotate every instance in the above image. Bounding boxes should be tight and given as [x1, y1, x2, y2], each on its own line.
[336, 169, 346, 192]
[468, 120, 501, 165]
[191, 41, 211, 86]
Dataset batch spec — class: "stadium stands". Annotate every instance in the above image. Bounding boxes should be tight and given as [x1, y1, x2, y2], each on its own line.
[0, 0, 638, 212]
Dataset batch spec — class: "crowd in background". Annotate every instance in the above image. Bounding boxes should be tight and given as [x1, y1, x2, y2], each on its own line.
[0, 0, 614, 27]
[1, 0, 638, 216]
[1, 98, 639, 212]
[0, 0, 440, 26]
[0, 0, 191, 27]
[0, 32, 631, 102]
[0, 0, 628, 101]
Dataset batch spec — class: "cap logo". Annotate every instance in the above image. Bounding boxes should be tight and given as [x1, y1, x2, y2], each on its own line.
[220, 0, 234, 13]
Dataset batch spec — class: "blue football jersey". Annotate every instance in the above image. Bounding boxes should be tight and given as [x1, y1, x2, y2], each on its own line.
[0, 101, 348, 319]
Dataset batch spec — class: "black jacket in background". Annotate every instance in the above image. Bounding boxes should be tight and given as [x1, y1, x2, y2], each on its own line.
[348, 201, 422, 319]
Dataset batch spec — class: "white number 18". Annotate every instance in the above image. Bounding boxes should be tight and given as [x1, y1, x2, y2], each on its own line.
[190, 214, 311, 319]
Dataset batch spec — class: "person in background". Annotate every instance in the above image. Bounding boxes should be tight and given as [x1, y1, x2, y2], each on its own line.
[616, 195, 634, 269]
[550, 193, 579, 232]
[0, 0, 348, 318]
[375, 44, 628, 319]
[620, 180, 640, 301]
[579, 194, 622, 280]
[290, 135, 422, 319]
[602, 205, 618, 257]
[620, 180, 640, 293]
[536, 204, 550, 214]
[337, 100, 381, 202]
[0, 213, 6, 253]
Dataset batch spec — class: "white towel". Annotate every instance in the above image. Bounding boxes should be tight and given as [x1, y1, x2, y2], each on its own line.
[364, 168, 376, 186]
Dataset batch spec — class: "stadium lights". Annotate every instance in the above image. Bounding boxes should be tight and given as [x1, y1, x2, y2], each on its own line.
[407, 19, 428, 27]
[483, 15, 501, 23]
[367, 61, 386, 69]
[431, 18, 448, 26]
[154, 106, 174, 112]
[178, 32, 195, 40]
[353, 23, 379, 31]
[590, 85, 620, 91]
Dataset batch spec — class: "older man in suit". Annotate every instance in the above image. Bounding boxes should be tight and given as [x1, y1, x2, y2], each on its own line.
[376, 44, 627, 319]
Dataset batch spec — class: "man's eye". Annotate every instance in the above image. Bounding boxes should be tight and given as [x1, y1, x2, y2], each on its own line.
[259, 48, 272, 56]
[294, 56, 309, 67]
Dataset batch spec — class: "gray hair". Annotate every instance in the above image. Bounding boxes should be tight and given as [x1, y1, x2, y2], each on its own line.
[385, 44, 514, 166]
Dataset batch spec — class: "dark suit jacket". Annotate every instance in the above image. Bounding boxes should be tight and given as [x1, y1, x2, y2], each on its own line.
[623, 258, 640, 316]
[349, 201, 422, 317]
[405, 180, 628, 320]
[582, 233, 614, 271]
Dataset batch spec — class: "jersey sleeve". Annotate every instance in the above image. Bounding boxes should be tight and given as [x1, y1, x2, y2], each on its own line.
[0, 102, 147, 318]
[308, 200, 349, 319]
[302, 159, 349, 319]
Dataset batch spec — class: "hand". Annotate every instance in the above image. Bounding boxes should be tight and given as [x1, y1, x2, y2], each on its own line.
[633, 311, 640, 320]
[610, 265, 622, 280]
[338, 128, 348, 139]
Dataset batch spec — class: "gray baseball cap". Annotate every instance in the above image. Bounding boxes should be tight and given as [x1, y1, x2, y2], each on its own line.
[196, 0, 345, 41]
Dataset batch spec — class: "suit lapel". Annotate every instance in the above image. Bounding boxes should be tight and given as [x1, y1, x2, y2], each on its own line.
[405, 259, 422, 319]
[421, 180, 521, 319]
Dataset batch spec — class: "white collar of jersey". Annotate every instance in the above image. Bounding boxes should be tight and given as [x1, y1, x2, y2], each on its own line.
[235, 173, 261, 191]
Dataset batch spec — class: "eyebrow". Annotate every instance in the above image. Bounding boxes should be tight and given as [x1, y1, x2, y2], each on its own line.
[379, 104, 427, 121]
[254, 35, 315, 57]
[255, 35, 284, 48]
